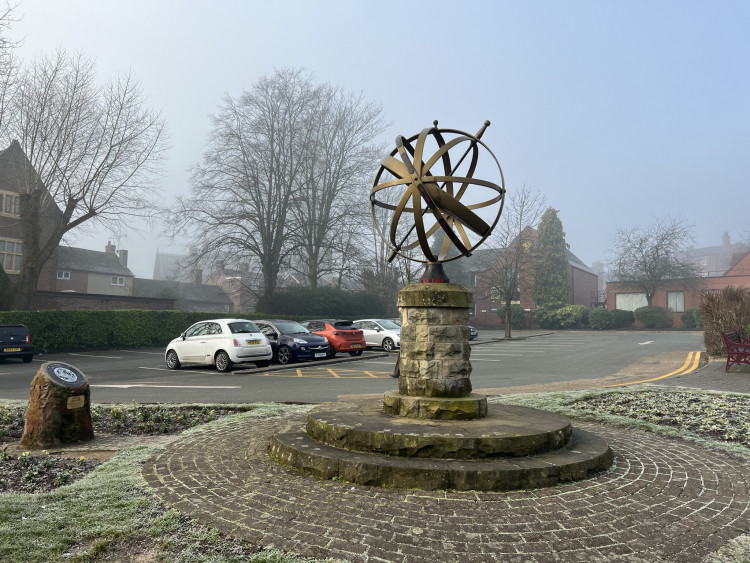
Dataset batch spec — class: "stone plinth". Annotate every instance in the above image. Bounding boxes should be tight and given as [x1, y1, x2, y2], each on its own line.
[396, 283, 473, 399]
[21, 362, 94, 448]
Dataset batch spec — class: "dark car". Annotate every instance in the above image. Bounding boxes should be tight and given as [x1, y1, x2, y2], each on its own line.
[254, 319, 330, 365]
[301, 319, 366, 358]
[469, 326, 479, 340]
[0, 324, 34, 363]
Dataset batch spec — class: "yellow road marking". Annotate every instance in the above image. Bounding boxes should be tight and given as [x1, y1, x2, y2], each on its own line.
[364, 371, 379, 378]
[296, 369, 303, 377]
[607, 351, 702, 387]
[327, 368, 341, 378]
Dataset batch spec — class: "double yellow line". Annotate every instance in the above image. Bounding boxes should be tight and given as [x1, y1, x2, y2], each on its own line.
[609, 351, 703, 387]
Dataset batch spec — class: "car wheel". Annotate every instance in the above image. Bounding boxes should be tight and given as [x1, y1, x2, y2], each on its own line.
[255, 360, 271, 368]
[166, 350, 181, 370]
[23, 355, 33, 363]
[215, 351, 232, 372]
[382, 337, 395, 352]
[277, 345, 292, 365]
[349, 349, 363, 357]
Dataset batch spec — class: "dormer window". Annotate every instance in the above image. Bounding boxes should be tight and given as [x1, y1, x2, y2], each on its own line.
[111, 276, 125, 286]
[57, 270, 71, 280]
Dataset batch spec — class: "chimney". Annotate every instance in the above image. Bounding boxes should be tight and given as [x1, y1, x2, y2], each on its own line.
[105, 240, 116, 253]
[192, 267, 202, 285]
[723, 232, 730, 247]
[118, 249, 128, 267]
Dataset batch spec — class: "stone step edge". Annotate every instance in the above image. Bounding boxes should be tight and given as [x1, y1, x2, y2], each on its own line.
[306, 402, 573, 459]
[268, 427, 614, 492]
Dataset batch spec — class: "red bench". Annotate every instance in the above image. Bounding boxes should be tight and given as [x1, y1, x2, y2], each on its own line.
[720, 331, 750, 372]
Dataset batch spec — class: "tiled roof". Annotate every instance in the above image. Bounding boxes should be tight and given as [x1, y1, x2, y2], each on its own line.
[133, 278, 232, 308]
[57, 246, 133, 277]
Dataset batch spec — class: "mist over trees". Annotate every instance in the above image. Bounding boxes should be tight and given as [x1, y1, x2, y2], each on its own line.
[172, 69, 388, 305]
[608, 216, 701, 306]
[0, 48, 168, 309]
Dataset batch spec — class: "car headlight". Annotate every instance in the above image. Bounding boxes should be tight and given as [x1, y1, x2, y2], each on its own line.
[293, 338, 308, 344]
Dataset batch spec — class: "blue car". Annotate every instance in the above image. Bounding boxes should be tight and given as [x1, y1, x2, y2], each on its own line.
[254, 319, 330, 365]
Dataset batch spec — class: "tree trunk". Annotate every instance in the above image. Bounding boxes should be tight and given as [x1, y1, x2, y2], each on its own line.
[504, 301, 512, 339]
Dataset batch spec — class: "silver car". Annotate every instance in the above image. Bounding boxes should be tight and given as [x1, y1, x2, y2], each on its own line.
[353, 319, 401, 352]
[165, 318, 272, 372]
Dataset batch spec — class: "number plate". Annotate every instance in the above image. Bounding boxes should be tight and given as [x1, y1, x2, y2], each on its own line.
[246, 339, 261, 345]
[350, 343, 361, 348]
[314, 352, 327, 358]
[3, 347, 21, 352]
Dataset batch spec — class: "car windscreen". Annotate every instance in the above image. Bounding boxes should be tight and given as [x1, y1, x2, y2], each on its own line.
[228, 321, 260, 334]
[274, 320, 309, 334]
[377, 320, 401, 330]
[332, 321, 356, 329]
[0, 326, 28, 340]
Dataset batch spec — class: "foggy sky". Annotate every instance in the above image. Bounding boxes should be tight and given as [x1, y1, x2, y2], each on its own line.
[8, 0, 749, 278]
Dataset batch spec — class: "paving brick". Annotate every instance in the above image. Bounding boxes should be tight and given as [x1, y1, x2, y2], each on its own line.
[143, 401, 750, 562]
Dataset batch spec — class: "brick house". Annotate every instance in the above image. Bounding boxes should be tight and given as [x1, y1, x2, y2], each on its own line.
[470, 227, 599, 328]
[606, 250, 750, 328]
[0, 140, 62, 291]
[52, 242, 134, 296]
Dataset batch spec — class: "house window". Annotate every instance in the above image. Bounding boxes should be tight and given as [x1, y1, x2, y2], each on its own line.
[57, 270, 71, 280]
[111, 276, 125, 286]
[1, 191, 20, 216]
[667, 291, 685, 313]
[615, 293, 647, 311]
[0, 238, 22, 272]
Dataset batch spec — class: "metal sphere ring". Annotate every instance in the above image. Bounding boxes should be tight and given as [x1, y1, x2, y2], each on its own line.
[370, 121, 505, 264]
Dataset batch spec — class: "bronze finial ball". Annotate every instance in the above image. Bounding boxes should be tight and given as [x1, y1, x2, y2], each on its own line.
[370, 121, 505, 275]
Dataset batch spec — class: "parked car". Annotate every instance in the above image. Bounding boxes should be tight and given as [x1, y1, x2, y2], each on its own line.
[470, 326, 479, 340]
[255, 319, 330, 365]
[165, 319, 272, 372]
[301, 319, 366, 357]
[0, 324, 34, 363]
[353, 319, 401, 352]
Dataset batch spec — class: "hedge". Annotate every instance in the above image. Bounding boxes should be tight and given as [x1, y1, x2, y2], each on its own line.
[0, 310, 238, 354]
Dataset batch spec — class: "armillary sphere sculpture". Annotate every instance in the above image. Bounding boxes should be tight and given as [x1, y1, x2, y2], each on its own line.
[371, 120, 505, 282]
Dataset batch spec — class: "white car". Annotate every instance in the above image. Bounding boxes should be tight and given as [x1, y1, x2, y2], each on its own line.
[353, 319, 401, 352]
[165, 318, 273, 372]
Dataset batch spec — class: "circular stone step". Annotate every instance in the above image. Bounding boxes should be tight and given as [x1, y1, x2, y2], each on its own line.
[269, 426, 613, 492]
[305, 399, 572, 459]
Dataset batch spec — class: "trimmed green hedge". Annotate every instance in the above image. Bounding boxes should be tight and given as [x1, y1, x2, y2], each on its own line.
[0, 310, 240, 354]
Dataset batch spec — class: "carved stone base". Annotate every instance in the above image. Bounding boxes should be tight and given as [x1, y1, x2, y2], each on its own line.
[383, 390, 487, 420]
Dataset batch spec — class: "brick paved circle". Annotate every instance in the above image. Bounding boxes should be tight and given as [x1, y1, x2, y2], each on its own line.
[143, 413, 750, 562]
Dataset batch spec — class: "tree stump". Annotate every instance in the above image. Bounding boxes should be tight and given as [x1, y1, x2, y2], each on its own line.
[21, 362, 94, 448]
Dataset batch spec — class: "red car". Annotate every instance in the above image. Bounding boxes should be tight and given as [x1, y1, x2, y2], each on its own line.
[301, 319, 366, 357]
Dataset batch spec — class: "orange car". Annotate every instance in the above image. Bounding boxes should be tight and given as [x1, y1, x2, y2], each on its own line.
[301, 319, 366, 357]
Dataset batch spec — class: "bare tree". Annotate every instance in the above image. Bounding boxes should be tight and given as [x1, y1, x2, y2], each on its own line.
[608, 216, 702, 306]
[287, 84, 386, 287]
[476, 185, 547, 338]
[0, 1, 18, 132]
[175, 69, 387, 304]
[173, 69, 318, 304]
[0, 49, 168, 309]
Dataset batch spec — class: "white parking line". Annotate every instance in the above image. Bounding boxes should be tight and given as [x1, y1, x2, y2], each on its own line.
[91, 384, 241, 389]
[67, 353, 122, 359]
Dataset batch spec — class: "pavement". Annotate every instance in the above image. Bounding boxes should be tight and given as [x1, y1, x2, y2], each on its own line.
[138, 358, 750, 562]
